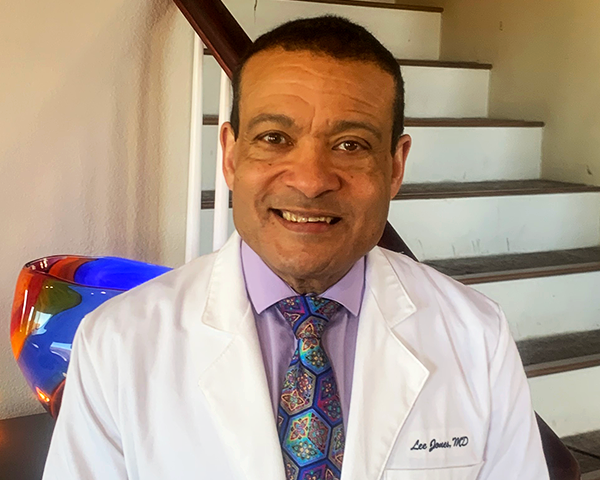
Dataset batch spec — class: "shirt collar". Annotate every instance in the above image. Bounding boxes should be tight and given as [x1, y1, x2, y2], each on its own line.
[241, 241, 365, 316]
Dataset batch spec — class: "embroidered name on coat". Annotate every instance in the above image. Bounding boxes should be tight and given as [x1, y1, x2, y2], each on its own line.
[410, 436, 469, 453]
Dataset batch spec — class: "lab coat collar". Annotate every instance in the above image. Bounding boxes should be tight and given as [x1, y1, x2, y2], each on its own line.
[341, 246, 429, 480]
[198, 232, 286, 480]
[199, 234, 429, 480]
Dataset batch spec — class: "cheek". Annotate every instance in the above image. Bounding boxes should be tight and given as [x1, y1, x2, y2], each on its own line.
[232, 164, 277, 218]
[347, 170, 390, 207]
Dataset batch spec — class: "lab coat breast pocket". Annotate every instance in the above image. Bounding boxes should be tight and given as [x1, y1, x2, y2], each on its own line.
[384, 462, 483, 480]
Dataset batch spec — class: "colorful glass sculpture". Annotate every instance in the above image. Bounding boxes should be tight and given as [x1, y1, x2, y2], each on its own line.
[10, 255, 171, 417]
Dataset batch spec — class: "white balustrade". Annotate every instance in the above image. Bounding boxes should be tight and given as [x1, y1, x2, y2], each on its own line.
[213, 70, 232, 251]
[185, 38, 232, 260]
[185, 34, 205, 262]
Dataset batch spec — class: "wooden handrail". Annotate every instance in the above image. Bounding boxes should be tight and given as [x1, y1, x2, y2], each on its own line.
[172, 0, 251, 78]
[171, 0, 417, 260]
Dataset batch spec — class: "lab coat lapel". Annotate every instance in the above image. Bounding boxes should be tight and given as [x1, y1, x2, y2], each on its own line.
[198, 233, 286, 480]
[342, 247, 430, 480]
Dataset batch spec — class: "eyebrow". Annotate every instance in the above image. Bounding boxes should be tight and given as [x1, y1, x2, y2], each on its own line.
[247, 113, 296, 131]
[329, 120, 382, 142]
[246, 114, 383, 142]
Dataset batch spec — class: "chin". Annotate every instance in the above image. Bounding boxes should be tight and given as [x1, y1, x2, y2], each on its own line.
[272, 250, 339, 278]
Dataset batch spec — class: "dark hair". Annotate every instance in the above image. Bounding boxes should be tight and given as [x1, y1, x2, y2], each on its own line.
[230, 15, 405, 154]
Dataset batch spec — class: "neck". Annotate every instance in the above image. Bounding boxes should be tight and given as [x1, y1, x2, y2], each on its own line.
[277, 269, 350, 295]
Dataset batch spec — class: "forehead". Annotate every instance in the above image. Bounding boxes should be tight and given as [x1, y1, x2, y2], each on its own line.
[238, 48, 396, 126]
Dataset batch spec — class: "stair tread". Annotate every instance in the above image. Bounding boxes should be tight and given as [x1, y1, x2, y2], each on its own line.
[571, 451, 600, 476]
[517, 330, 600, 368]
[397, 59, 492, 70]
[405, 117, 544, 127]
[289, 0, 443, 13]
[517, 330, 600, 378]
[564, 430, 600, 456]
[563, 431, 600, 473]
[396, 179, 600, 200]
[203, 115, 544, 127]
[426, 247, 600, 283]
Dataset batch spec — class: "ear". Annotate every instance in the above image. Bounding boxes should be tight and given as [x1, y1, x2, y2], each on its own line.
[390, 134, 411, 199]
[221, 122, 237, 190]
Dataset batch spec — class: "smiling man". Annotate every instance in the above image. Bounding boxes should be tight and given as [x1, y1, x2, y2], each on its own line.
[43, 16, 549, 480]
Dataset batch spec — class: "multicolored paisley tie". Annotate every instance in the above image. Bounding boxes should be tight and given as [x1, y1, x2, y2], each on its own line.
[276, 295, 345, 480]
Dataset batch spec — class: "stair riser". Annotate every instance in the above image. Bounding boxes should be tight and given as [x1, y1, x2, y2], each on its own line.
[388, 193, 600, 261]
[403, 66, 489, 118]
[404, 127, 542, 183]
[199, 125, 543, 189]
[473, 271, 600, 341]
[528, 366, 600, 437]
[202, 56, 490, 119]
[222, 0, 441, 60]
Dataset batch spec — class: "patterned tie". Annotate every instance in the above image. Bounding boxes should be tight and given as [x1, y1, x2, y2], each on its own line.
[276, 295, 345, 480]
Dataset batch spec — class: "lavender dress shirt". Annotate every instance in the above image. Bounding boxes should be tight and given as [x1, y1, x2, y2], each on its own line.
[240, 241, 365, 429]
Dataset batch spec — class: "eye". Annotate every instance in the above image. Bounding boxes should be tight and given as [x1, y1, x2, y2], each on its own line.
[334, 140, 365, 152]
[259, 132, 290, 146]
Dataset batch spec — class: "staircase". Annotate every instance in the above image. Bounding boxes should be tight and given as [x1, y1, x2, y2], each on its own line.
[198, 0, 600, 474]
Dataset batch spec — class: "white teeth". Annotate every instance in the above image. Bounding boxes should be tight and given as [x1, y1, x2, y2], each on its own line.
[281, 211, 334, 224]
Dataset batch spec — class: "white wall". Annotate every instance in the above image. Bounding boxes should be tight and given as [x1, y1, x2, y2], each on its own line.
[0, 0, 193, 419]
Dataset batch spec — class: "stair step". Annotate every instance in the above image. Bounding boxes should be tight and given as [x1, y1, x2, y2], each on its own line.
[426, 247, 600, 284]
[406, 118, 544, 127]
[202, 115, 543, 128]
[528, 364, 600, 437]
[290, 0, 443, 13]
[201, 121, 542, 186]
[397, 180, 600, 201]
[390, 190, 600, 261]
[474, 270, 600, 342]
[563, 431, 600, 475]
[203, 51, 491, 118]
[517, 330, 600, 378]
[199, 186, 600, 259]
[223, 0, 441, 60]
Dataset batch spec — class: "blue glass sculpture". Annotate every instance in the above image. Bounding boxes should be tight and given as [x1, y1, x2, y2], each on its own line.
[10, 255, 171, 417]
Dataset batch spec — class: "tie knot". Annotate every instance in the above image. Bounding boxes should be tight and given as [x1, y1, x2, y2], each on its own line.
[276, 295, 342, 340]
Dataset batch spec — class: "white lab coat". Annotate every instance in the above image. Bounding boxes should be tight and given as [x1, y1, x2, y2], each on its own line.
[43, 233, 550, 480]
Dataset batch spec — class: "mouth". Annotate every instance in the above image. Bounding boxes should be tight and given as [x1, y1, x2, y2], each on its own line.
[271, 209, 342, 225]
[270, 209, 342, 232]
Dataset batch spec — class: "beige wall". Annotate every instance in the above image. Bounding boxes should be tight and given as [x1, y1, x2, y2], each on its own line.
[400, 0, 600, 186]
[0, 0, 192, 419]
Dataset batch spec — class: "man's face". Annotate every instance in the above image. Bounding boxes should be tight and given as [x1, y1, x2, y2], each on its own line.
[222, 48, 411, 292]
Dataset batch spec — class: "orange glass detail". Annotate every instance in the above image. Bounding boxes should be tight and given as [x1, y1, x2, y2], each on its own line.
[10, 268, 44, 359]
[36, 387, 51, 403]
[48, 256, 91, 281]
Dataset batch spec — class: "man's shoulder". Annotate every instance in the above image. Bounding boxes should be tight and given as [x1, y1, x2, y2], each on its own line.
[77, 250, 219, 345]
[375, 247, 503, 334]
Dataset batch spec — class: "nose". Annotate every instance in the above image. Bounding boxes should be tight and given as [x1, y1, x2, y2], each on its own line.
[283, 144, 341, 199]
